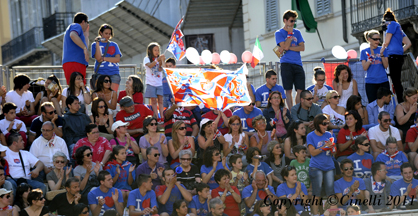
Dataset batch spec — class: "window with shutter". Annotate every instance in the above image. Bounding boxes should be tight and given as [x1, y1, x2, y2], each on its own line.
[265, 0, 279, 32]
[316, 0, 332, 17]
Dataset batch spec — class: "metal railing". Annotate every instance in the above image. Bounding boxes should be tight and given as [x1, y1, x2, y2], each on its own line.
[43, 12, 74, 41]
[1, 27, 45, 64]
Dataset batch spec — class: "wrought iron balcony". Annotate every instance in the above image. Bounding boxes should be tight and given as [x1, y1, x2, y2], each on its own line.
[350, 0, 418, 39]
[43, 12, 74, 40]
[1, 27, 48, 65]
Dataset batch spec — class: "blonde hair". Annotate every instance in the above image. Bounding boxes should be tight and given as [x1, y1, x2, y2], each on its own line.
[403, 87, 418, 102]
[172, 120, 186, 151]
[325, 90, 339, 104]
[364, 29, 380, 42]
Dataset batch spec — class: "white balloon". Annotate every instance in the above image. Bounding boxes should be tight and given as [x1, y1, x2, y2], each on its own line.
[331, 45, 348, 59]
[220, 50, 230, 64]
[359, 43, 370, 52]
[186, 47, 200, 65]
[201, 50, 212, 64]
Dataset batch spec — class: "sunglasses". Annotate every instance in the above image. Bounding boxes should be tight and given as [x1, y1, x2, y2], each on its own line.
[370, 38, 381, 41]
[231, 123, 240, 126]
[360, 143, 370, 147]
[55, 160, 65, 164]
[46, 110, 57, 115]
[321, 122, 329, 126]
[41, 129, 54, 132]
[180, 158, 192, 161]
[289, 20, 296, 23]
[382, 119, 392, 123]
[343, 167, 354, 171]
[84, 153, 93, 157]
[98, 106, 106, 109]
[178, 127, 186, 130]
[284, 165, 295, 171]
[81, 211, 89, 214]
[1, 195, 10, 199]
[149, 123, 158, 126]
[36, 197, 45, 201]
[304, 97, 314, 101]
[316, 79, 325, 82]
[154, 153, 161, 157]
[250, 103, 255, 106]
[214, 152, 221, 156]
[103, 79, 111, 83]
[332, 95, 340, 99]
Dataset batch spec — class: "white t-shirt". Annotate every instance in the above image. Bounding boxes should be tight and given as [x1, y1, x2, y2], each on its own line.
[5, 91, 35, 114]
[378, 105, 385, 114]
[5, 149, 39, 179]
[29, 135, 69, 168]
[62, 87, 90, 104]
[144, 56, 162, 87]
[224, 132, 246, 148]
[368, 125, 401, 146]
[0, 118, 27, 135]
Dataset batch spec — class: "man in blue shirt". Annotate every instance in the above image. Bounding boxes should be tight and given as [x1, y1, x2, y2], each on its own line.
[334, 159, 366, 209]
[366, 87, 395, 125]
[363, 162, 392, 212]
[275, 10, 305, 109]
[62, 12, 89, 85]
[127, 174, 158, 215]
[242, 170, 277, 214]
[232, 102, 262, 135]
[290, 90, 322, 131]
[88, 171, 124, 216]
[255, 70, 286, 109]
[390, 163, 418, 209]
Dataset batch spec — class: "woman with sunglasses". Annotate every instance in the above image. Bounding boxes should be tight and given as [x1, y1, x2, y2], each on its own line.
[323, 90, 345, 129]
[250, 115, 276, 157]
[72, 124, 112, 166]
[201, 146, 229, 189]
[117, 75, 144, 105]
[91, 75, 118, 111]
[223, 116, 249, 167]
[74, 203, 89, 216]
[19, 189, 48, 216]
[46, 151, 73, 191]
[34, 74, 63, 116]
[0, 189, 13, 215]
[139, 116, 168, 165]
[92, 24, 122, 92]
[346, 95, 369, 126]
[361, 30, 390, 103]
[168, 120, 195, 168]
[250, 200, 271, 216]
[111, 121, 140, 165]
[175, 149, 201, 193]
[276, 165, 308, 214]
[263, 91, 291, 139]
[376, 136, 408, 181]
[90, 98, 114, 141]
[332, 65, 358, 109]
[284, 121, 307, 160]
[395, 87, 418, 141]
[347, 136, 374, 179]
[307, 67, 334, 108]
[12, 183, 32, 216]
[336, 110, 367, 162]
[381, 8, 412, 103]
[267, 141, 291, 189]
[62, 72, 91, 114]
[307, 114, 335, 216]
[73, 146, 102, 197]
[198, 119, 226, 160]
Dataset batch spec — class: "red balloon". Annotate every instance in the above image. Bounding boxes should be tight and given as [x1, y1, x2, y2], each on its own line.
[212, 52, 220, 64]
[199, 56, 204, 65]
[241, 51, 252, 63]
[229, 53, 237, 64]
[346, 49, 357, 59]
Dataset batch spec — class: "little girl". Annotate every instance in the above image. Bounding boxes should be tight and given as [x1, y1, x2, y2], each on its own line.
[144, 42, 165, 124]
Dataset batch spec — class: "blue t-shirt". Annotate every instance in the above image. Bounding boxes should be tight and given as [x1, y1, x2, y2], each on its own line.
[251, 84, 256, 95]
[63, 23, 88, 66]
[127, 189, 158, 211]
[155, 184, 186, 215]
[360, 47, 388, 84]
[91, 41, 122, 75]
[276, 182, 308, 212]
[104, 160, 135, 190]
[334, 177, 366, 207]
[232, 107, 263, 132]
[307, 131, 335, 171]
[88, 187, 123, 216]
[386, 21, 404, 55]
[390, 178, 418, 206]
[188, 195, 209, 216]
[200, 162, 229, 189]
[246, 162, 273, 178]
[255, 84, 286, 108]
[376, 152, 408, 177]
[242, 185, 275, 214]
[162, 77, 172, 96]
[347, 152, 374, 179]
[274, 28, 305, 66]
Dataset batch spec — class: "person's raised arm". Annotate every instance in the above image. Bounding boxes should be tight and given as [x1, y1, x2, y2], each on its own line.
[395, 103, 416, 125]
[176, 182, 192, 202]
[164, 100, 178, 119]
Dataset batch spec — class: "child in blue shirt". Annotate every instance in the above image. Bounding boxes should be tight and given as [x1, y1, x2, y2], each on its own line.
[188, 183, 210, 216]
[376, 137, 408, 180]
[127, 174, 158, 215]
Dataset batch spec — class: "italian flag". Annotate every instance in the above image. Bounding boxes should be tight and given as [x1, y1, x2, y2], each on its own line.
[251, 36, 264, 68]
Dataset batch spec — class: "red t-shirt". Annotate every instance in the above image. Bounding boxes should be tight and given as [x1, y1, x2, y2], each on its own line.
[117, 90, 143, 104]
[211, 186, 240, 216]
[116, 104, 154, 137]
[202, 110, 233, 135]
[405, 127, 418, 152]
[336, 127, 367, 157]
[72, 137, 112, 163]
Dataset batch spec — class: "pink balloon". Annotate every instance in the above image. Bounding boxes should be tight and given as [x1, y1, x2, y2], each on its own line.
[229, 53, 237, 64]
[212, 52, 220, 64]
[416, 57, 418, 66]
[347, 49, 357, 59]
[199, 56, 204, 65]
[241, 51, 253, 63]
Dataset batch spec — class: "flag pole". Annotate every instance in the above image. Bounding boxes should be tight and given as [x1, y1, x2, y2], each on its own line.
[316, 28, 325, 50]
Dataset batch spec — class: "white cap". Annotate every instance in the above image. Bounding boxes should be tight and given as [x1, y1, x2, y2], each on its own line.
[200, 118, 213, 130]
[0, 188, 11, 196]
[0, 144, 8, 152]
[111, 121, 130, 132]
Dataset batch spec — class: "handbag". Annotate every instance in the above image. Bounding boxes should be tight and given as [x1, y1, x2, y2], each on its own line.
[90, 41, 110, 91]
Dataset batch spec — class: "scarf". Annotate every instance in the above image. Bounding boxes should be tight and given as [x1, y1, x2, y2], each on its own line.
[383, 150, 399, 160]
[43, 134, 55, 147]
[371, 176, 385, 193]
[175, 107, 184, 115]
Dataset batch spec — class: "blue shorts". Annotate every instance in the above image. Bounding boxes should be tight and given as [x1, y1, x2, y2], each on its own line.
[144, 84, 163, 98]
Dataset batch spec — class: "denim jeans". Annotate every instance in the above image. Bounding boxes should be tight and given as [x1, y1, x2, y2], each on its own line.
[309, 167, 334, 197]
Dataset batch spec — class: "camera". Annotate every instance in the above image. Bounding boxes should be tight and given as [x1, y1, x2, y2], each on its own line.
[253, 155, 266, 160]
